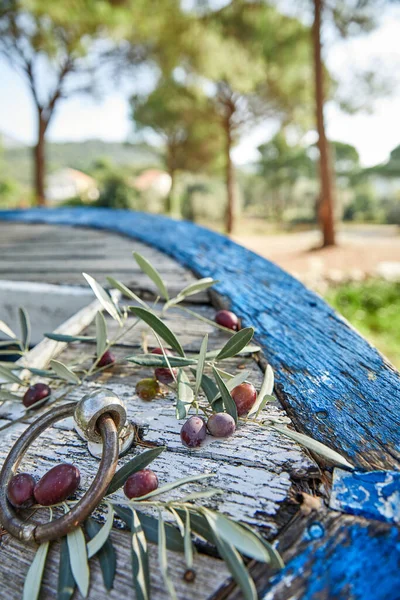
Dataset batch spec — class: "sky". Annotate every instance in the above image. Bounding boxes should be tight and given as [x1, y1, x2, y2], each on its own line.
[0, 5, 399, 168]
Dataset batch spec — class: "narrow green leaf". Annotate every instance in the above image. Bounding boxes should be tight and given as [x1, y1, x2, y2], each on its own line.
[87, 503, 114, 559]
[0, 320, 17, 339]
[255, 395, 275, 417]
[215, 328, 254, 361]
[126, 354, 195, 367]
[165, 278, 218, 308]
[95, 311, 108, 359]
[50, 360, 80, 384]
[272, 425, 355, 470]
[131, 508, 150, 600]
[158, 512, 177, 600]
[23, 541, 50, 600]
[45, 333, 95, 343]
[203, 509, 273, 563]
[0, 389, 21, 401]
[106, 446, 166, 496]
[213, 367, 238, 423]
[207, 524, 257, 600]
[240, 522, 284, 570]
[129, 307, 185, 357]
[58, 537, 76, 600]
[194, 371, 223, 412]
[0, 350, 24, 356]
[174, 508, 214, 544]
[113, 505, 184, 552]
[83, 272, 122, 324]
[0, 365, 22, 384]
[85, 518, 116, 591]
[19, 307, 31, 350]
[134, 473, 215, 501]
[25, 367, 57, 377]
[133, 252, 169, 300]
[168, 507, 185, 536]
[206, 344, 261, 359]
[249, 364, 274, 417]
[211, 369, 250, 404]
[67, 526, 90, 598]
[184, 508, 194, 569]
[176, 369, 194, 419]
[106, 276, 148, 307]
[195, 334, 208, 397]
[175, 488, 223, 503]
[0, 340, 19, 347]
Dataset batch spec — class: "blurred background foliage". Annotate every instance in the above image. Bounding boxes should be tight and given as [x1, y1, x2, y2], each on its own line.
[0, 0, 399, 366]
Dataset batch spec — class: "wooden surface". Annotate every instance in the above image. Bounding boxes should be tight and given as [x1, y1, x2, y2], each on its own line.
[0, 212, 399, 600]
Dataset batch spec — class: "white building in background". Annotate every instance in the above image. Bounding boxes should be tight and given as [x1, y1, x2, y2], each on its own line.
[46, 168, 99, 203]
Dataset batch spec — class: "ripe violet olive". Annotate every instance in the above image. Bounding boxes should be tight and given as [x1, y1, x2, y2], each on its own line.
[207, 413, 236, 438]
[136, 378, 160, 401]
[180, 416, 207, 448]
[152, 347, 177, 384]
[124, 469, 159, 499]
[34, 463, 80, 506]
[7, 473, 36, 508]
[215, 310, 239, 331]
[97, 350, 116, 368]
[23, 383, 51, 408]
[231, 382, 257, 417]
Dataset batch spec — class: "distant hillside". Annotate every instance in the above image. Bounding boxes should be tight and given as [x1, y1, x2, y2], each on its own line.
[3, 139, 162, 187]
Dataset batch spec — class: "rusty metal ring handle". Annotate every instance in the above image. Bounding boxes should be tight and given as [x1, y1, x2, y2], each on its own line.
[0, 400, 120, 544]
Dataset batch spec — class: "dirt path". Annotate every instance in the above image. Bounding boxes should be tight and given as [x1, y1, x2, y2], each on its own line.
[234, 224, 400, 290]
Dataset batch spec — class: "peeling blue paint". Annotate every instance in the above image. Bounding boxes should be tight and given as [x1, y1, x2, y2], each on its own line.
[266, 521, 400, 600]
[1, 208, 399, 470]
[330, 468, 400, 524]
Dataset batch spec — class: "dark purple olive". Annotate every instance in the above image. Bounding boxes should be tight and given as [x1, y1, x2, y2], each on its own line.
[207, 413, 236, 438]
[34, 463, 80, 506]
[124, 469, 159, 499]
[180, 416, 207, 448]
[152, 347, 177, 383]
[136, 378, 160, 401]
[215, 310, 239, 331]
[231, 383, 257, 417]
[97, 350, 115, 368]
[23, 383, 51, 408]
[7, 473, 36, 508]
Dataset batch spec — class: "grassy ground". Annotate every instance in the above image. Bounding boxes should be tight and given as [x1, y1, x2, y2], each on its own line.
[325, 280, 400, 369]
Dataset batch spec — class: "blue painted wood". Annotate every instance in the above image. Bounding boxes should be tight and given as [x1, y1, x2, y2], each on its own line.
[330, 468, 400, 525]
[1, 207, 399, 470]
[265, 517, 400, 600]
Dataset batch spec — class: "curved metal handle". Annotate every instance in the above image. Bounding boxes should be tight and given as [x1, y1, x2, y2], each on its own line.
[0, 402, 119, 543]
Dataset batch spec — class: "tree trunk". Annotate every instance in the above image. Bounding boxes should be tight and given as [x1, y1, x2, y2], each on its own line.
[313, 0, 335, 246]
[224, 118, 235, 235]
[34, 112, 47, 206]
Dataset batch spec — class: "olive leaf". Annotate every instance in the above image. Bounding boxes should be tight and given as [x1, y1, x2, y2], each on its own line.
[211, 369, 250, 404]
[0, 389, 21, 401]
[19, 307, 31, 350]
[165, 278, 218, 308]
[106, 446, 166, 496]
[85, 518, 116, 591]
[205, 344, 261, 359]
[113, 505, 184, 552]
[240, 522, 284, 570]
[130, 507, 150, 600]
[83, 272, 122, 325]
[249, 364, 274, 417]
[0, 365, 22, 385]
[87, 503, 114, 559]
[195, 334, 208, 397]
[176, 369, 194, 419]
[50, 360, 81, 384]
[215, 328, 255, 361]
[133, 251, 169, 301]
[126, 354, 196, 367]
[133, 473, 215, 501]
[194, 371, 224, 412]
[23, 541, 50, 600]
[272, 425, 355, 470]
[44, 333, 96, 343]
[129, 307, 185, 357]
[67, 526, 90, 598]
[0, 319, 17, 339]
[212, 367, 238, 423]
[106, 276, 148, 308]
[95, 311, 108, 359]
[183, 508, 194, 569]
[58, 537, 76, 600]
[158, 511, 177, 600]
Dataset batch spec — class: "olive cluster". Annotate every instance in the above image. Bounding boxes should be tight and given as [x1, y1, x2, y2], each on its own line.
[7, 463, 80, 508]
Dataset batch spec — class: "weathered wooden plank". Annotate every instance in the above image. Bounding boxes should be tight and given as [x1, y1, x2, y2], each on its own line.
[2, 208, 396, 470]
